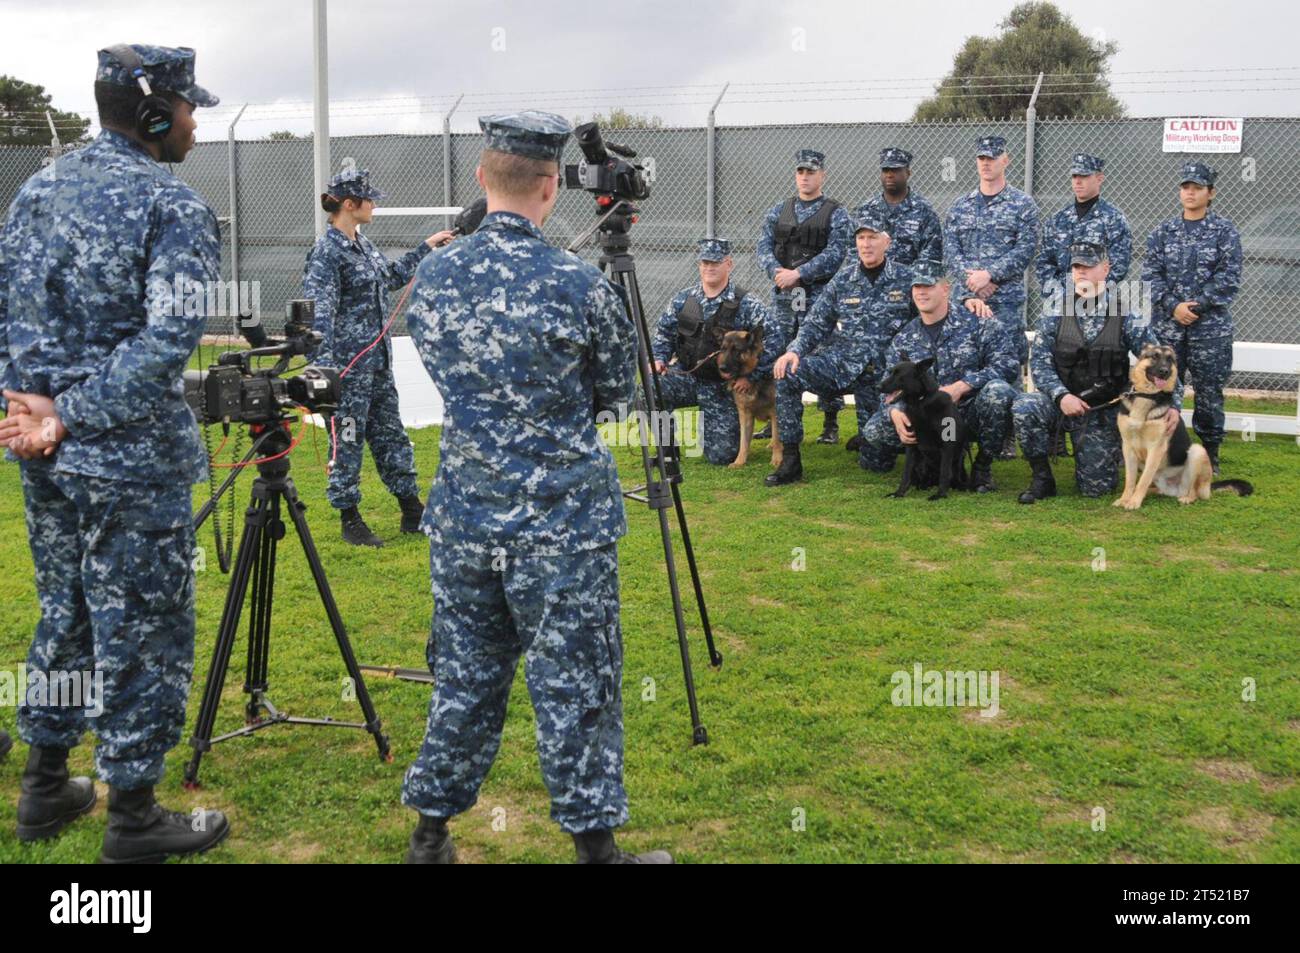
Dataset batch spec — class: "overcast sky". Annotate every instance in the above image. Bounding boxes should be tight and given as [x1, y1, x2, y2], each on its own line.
[5, 0, 1298, 140]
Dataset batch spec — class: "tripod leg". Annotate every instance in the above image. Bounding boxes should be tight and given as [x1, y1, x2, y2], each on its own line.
[184, 493, 269, 787]
[243, 493, 280, 721]
[669, 480, 722, 669]
[280, 477, 392, 762]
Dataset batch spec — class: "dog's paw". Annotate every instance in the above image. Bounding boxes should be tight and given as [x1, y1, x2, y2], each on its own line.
[927, 491, 949, 501]
[887, 490, 907, 499]
[1112, 496, 1129, 508]
[1121, 497, 1143, 511]
[1178, 494, 1196, 505]
[727, 460, 744, 469]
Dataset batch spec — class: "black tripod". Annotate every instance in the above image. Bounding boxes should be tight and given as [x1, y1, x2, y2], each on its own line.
[183, 420, 391, 787]
[571, 200, 722, 747]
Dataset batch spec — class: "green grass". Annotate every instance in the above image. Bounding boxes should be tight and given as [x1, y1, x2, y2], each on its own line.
[1, 399, 1298, 863]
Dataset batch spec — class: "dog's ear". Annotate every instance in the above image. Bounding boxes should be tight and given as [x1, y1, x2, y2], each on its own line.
[750, 323, 764, 347]
[898, 350, 911, 362]
[915, 357, 936, 374]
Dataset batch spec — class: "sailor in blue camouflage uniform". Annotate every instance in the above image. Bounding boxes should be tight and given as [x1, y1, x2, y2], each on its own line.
[944, 135, 1040, 370]
[854, 147, 943, 266]
[756, 149, 853, 444]
[304, 168, 451, 546]
[1034, 153, 1132, 302]
[856, 260, 1018, 491]
[1015, 241, 1183, 502]
[765, 209, 916, 485]
[400, 110, 671, 865]
[651, 238, 779, 466]
[0, 43, 228, 862]
[1141, 161, 1241, 475]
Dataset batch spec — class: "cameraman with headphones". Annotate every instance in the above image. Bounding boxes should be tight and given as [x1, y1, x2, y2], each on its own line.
[0, 44, 229, 862]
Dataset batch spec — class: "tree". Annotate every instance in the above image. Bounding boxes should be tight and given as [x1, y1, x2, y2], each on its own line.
[573, 108, 663, 130]
[0, 75, 91, 146]
[913, 2, 1123, 120]
[266, 130, 313, 141]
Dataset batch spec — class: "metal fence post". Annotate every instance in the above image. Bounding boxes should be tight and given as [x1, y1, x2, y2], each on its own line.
[1023, 72, 1043, 322]
[442, 93, 464, 230]
[706, 83, 729, 239]
[312, 0, 331, 238]
[227, 104, 248, 336]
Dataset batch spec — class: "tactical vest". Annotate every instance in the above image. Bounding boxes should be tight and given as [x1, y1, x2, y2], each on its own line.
[773, 197, 840, 270]
[1053, 307, 1129, 401]
[676, 288, 746, 383]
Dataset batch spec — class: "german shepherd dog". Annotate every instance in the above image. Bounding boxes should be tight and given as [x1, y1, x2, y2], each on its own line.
[716, 325, 781, 469]
[879, 354, 971, 499]
[1115, 344, 1253, 510]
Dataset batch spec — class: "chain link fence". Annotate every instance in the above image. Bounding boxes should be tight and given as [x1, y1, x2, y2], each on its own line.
[2, 117, 1297, 390]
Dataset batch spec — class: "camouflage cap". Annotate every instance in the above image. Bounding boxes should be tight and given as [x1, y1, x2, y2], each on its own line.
[96, 44, 219, 107]
[1179, 161, 1216, 187]
[327, 168, 386, 202]
[697, 238, 732, 261]
[795, 149, 825, 171]
[976, 135, 1007, 158]
[1069, 153, 1105, 175]
[478, 110, 572, 162]
[910, 259, 947, 286]
[850, 207, 889, 235]
[1069, 241, 1109, 267]
[879, 147, 912, 169]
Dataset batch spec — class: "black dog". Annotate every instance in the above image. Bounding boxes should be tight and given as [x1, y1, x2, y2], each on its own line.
[878, 355, 971, 500]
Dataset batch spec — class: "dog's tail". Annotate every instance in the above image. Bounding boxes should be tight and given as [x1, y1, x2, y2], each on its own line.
[1211, 479, 1254, 496]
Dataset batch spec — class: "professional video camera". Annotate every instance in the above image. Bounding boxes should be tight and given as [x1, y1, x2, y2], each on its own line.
[564, 122, 650, 202]
[184, 299, 341, 425]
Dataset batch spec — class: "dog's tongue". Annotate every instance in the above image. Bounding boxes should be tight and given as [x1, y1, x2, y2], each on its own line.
[1152, 376, 1167, 389]
[885, 389, 902, 405]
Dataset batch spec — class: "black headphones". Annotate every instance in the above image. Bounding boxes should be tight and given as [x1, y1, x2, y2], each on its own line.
[106, 44, 174, 141]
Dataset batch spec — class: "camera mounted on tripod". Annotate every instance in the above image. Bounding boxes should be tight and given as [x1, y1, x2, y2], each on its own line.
[184, 299, 341, 425]
[565, 122, 650, 204]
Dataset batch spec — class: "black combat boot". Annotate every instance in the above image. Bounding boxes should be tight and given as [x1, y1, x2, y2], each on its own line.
[405, 815, 456, 864]
[816, 411, 839, 444]
[970, 449, 996, 493]
[573, 829, 673, 865]
[16, 746, 97, 842]
[764, 443, 803, 486]
[100, 785, 229, 864]
[397, 494, 424, 534]
[341, 506, 384, 547]
[0, 729, 11, 761]
[845, 434, 863, 453]
[753, 423, 772, 440]
[1018, 455, 1058, 504]
[1204, 442, 1221, 477]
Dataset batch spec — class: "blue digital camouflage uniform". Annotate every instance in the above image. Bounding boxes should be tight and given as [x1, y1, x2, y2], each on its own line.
[1015, 291, 1181, 496]
[944, 136, 1040, 367]
[1034, 154, 1132, 299]
[775, 213, 915, 447]
[1140, 162, 1241, 449]
[401, 110, 639, 834]
[302, 167, 427, 510]
[0, 44, 220, 790]
[652, 242, 779, 465]
[756, 149, 853, 417]
[858, 269, 1018, 472]
[855, 148, 943, 266]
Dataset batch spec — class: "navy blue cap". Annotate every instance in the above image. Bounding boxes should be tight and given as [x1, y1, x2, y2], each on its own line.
[1069, 241, 1108, 267]
[911, 259, 946, 286]
[1179, 161, 1216, 187]
[697, 238, 732, 261]
[976, 135, 1007, 158]
[850, 208, 889, 235]
[478, 110, 573, 162]
[96, 44, 219, 107]
[795, 149, 825, 171]
[327, 168, 386, 202]
[879, 147, 912, 169]
[1070, 153, 1105, 175]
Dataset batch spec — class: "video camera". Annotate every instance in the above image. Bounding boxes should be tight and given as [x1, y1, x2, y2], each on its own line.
[184, 299, 341, 425]
[564, 122, 650, 203]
